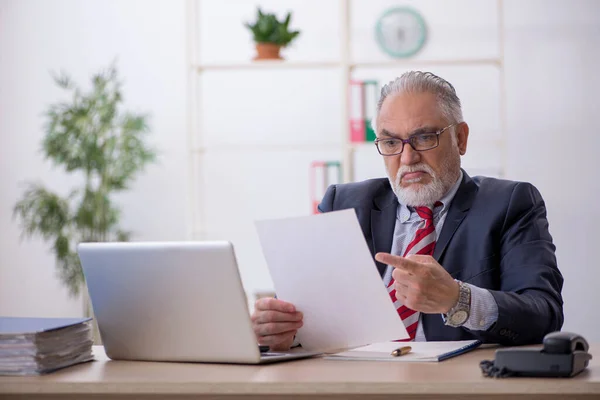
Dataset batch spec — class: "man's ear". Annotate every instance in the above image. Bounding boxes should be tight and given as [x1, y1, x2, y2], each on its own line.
[456, 122, 469, 155]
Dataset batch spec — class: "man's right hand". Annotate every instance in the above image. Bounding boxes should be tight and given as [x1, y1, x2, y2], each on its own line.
[251, 297, 303, 351]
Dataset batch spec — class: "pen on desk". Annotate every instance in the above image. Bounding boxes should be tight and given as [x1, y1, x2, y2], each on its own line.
[391, 346, 412, 357]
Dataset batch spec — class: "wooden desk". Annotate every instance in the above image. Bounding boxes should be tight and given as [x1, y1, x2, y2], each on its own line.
[1, 345, 598, 399]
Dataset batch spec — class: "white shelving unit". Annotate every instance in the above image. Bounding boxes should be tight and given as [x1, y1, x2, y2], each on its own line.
[196, 60, 342, 71]
[186, 0, 506, 298]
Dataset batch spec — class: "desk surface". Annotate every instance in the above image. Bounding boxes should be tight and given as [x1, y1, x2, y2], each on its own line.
[1, 345, 599, 400]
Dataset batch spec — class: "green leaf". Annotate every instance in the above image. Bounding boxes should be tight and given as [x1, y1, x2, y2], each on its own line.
[56, 252, 84, 297]
[54, 235, 70, 260]
[245, 7, 300, 46]
[51, 70, 73, 89]
[13, 183, 71, 241]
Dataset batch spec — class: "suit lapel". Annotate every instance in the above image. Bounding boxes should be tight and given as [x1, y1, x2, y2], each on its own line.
[370, 187, 398, 277]
[424, 171, 478, 341]
[433, 171, 478, 262]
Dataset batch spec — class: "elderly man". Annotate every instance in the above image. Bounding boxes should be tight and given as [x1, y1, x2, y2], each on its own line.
[251, 71, 564, 350]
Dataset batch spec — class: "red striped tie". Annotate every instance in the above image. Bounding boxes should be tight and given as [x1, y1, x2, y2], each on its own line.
[388, 203, 440, 341]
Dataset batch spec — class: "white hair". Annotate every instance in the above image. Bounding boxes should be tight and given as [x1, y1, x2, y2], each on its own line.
[373, 71, 463, 132]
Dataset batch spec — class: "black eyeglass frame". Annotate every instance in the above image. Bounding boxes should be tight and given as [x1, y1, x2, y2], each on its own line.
[373, 123, 457, 156]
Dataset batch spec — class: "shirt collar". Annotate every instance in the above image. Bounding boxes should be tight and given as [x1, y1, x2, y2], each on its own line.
[397, 170, 464, 223]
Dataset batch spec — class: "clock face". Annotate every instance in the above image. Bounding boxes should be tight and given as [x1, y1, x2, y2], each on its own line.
[375, 7, 427, 58]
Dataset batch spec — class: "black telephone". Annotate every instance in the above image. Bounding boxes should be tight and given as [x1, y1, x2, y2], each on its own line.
[481, 332, 593, 378]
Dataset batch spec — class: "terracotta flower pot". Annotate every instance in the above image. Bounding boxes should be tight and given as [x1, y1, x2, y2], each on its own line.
[254, 43, 283, 60]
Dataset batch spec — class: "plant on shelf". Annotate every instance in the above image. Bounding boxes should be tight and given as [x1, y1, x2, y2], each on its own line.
[245, 7, 300, 60]
[13, 63, 156, 308]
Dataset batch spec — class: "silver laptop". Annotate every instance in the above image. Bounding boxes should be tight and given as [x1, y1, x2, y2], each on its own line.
[77, 241, 318, 364]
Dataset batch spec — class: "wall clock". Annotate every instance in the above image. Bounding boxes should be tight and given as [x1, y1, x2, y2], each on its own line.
[375, 7, 427, 58]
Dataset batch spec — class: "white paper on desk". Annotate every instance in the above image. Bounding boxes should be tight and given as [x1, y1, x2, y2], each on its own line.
[255, 209, 408, 352]
[325, 340, 482, 362]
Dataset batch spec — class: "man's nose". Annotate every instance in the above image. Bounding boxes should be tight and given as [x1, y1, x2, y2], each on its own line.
[400, 143, 421, 165]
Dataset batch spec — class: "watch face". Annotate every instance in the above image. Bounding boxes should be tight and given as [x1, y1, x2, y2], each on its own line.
[450, 310, 468, 325]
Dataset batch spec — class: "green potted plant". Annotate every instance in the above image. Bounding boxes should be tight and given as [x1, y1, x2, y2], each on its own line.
[245, 8, 301, 60]
[13, 63, 156, 313]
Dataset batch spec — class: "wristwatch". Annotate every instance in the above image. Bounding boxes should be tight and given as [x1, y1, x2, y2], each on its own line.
[444, 280, 471, 327]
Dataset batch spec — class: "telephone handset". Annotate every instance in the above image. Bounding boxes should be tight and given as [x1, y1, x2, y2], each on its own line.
[481, 331, 593, 377]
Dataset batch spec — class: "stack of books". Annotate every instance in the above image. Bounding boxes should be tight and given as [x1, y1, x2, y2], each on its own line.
[0, 317, 95, 375]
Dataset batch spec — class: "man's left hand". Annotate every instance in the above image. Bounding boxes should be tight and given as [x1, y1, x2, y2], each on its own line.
[375, 253, 459, 314]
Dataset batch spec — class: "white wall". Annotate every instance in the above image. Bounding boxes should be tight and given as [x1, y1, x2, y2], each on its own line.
[504, 0, 600, 340]
[0, 0, 188, 317]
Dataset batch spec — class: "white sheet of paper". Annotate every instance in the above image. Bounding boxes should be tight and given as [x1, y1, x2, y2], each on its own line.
[255, 209, 408, 352]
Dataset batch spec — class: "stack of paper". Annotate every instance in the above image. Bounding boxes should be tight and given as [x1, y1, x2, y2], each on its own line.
[0, 317, 94, 375]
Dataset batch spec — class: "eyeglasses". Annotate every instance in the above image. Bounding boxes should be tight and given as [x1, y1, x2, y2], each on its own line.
[374, 124, 456, 156]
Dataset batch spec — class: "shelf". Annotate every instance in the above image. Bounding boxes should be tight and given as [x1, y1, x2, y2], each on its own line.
[194, 58, 501, 72]
[192, 143, 343, 153]
[350, 58, 502, 69]
[196, 60, 341, 71]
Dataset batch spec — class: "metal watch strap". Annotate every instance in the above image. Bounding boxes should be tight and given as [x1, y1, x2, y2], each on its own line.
[445, 280, 471, 327]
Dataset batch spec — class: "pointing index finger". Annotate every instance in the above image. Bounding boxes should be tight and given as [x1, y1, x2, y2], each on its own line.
[375, 252, 419, 272]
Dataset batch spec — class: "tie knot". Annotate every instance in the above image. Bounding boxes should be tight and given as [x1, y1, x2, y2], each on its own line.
[414, 201, 443, 221]
[414, 206, 434, 220]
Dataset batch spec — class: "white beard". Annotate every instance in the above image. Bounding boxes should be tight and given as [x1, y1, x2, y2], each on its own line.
[387, 149, 461, 207]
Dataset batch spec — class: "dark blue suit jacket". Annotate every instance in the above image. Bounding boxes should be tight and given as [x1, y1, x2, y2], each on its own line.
[317, 170, 564, 345]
